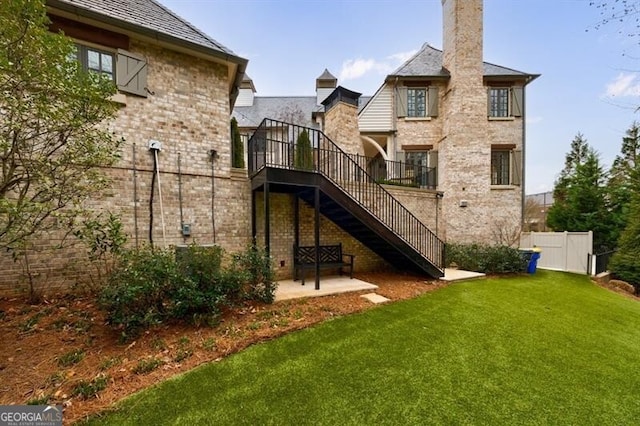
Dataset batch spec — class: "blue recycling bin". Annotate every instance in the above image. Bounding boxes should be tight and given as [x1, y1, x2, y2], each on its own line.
[527, 251, 541, 274]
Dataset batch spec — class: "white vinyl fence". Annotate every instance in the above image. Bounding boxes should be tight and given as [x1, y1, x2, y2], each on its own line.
[519, 231, 593, 274]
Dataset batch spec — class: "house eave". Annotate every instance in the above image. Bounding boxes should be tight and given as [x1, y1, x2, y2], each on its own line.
[46, 0, 248, 108]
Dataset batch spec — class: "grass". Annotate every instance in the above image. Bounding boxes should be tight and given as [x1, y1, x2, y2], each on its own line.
[86, 271, 640, 425]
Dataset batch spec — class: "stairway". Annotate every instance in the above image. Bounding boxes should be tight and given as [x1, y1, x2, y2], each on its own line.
[248, 118, 444, 278]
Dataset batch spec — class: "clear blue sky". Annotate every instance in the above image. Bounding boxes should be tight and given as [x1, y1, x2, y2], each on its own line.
[161, 0, 640, 194]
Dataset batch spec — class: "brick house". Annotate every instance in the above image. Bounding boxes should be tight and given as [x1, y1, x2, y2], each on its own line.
[0, 0, 249, 294]
[232, 0, 538, 285]
[1, 0, 538, 294]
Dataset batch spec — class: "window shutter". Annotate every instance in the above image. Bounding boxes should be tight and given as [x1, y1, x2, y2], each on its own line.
[511, 87, 523, 117]
[116, 49, 148, 97]
[395, 151, 405, 162]
[487, 87, 492, 117]
[428, 86, 439, 117]
[395, 86, 407, 117]
[512, 149, 522, 186]
[429, 150, 438, 186]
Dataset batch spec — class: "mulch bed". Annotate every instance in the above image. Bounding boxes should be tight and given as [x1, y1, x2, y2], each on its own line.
[0, 271, 444, 424]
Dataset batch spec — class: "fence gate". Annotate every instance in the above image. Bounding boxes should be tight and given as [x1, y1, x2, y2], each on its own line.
[519, 231, 593, 274]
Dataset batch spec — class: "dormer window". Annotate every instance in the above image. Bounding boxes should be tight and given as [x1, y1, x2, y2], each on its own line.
[407, 88, 426, 117]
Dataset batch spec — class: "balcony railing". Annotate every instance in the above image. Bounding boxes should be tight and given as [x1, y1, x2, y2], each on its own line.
[247, 118, 444, 270]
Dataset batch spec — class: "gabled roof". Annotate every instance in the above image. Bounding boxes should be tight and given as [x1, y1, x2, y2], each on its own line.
[47, 0, 246, 66]
[388, 43, 537, 82]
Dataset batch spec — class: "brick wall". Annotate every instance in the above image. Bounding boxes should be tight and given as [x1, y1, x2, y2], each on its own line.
[253, 192, 389, 280]
[0, 40, 252, 295]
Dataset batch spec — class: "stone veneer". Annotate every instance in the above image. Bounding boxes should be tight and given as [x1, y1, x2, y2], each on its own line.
[323, 102, 364, 156]
[0, 40, 251, 295]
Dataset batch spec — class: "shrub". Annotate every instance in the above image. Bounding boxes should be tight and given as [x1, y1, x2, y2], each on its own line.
[99, 246, 186, 338]
[57, 349, 85, 367]
[294, 129, 313, 170]
[132, 357, 164, 375]
[609, 251, 640, 292]
[72, 374, 108, 399]
[100, 244, 276, 338]
[231, 245, 277, 303]
[231, 117, 244, 168]
[609, 199, 640, 292]
[446, 243, 527, 274]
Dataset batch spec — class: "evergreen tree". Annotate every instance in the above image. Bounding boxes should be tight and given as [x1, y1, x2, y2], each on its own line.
[294, 130, 313, 170]
[231, 117, 244, 168]
[547, 135, 614, 251]
[608, 121, 640, 245]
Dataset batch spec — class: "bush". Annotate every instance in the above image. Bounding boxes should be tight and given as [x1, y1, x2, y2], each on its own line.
[609, 251, 640, 292]
[446, 243, 527, 274]
[99, 246, 187, 337]
[100, 244, 276, 338]
[294, 129, 313, 170]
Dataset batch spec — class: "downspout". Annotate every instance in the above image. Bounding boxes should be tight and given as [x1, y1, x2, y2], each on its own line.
[132, 143, 139, 248]
[521, 85, 527, 233]
[178, 152, 186, 244]
[210, 149, 218, 244]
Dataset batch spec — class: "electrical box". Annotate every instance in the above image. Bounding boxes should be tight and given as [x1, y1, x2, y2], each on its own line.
[181, 223, 191, 237]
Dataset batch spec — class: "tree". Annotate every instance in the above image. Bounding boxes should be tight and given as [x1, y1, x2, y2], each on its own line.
[294, 130, 313, 170]
[589, 1, 640, 38]
[608, 122, 640, 244]
[547, 134, 615, 251]
[231, 117, 244, 168]
[0, 0, 120, 252]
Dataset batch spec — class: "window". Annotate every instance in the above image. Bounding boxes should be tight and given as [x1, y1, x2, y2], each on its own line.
[491, 150, 510, 185]
[489, 88, 509, 117]
[71, 45, 115, 81]
[407, 88, 426, 117]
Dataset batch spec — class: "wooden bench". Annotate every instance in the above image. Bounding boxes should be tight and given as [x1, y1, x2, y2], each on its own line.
[293, 243, 354, 285]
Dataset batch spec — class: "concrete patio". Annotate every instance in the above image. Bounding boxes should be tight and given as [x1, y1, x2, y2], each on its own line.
[275, 276, 378, 301]
[274, 268, 484, 301]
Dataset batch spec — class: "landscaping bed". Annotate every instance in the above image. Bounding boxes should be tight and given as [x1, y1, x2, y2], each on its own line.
[0, 271, 442, 424]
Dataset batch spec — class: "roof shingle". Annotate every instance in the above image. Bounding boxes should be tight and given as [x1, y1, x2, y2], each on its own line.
[48, 0, 243, 63]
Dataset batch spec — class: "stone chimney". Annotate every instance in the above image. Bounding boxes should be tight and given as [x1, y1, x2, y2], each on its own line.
[442, 0, 483, 86]
[316, 69, 337, 105]
[235, 74, 256, 107]
[322, 86, 363, 156]
[439, 0, 491, 244]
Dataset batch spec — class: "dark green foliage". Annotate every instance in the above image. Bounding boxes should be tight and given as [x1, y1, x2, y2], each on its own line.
[230, 245, 276, 303]
[72, 374, 108, 399]
[231, 117, 244, 168]
[57, 349, 85, 367]
[547, 134, 615, 252]
[610, 197, 640, 290]
[446, 243, 527, 274]
[294, 129, 313, 170]
[99, 246, 184, 337]
[132, 357, 164, 375]
[99, 244, 276, 338]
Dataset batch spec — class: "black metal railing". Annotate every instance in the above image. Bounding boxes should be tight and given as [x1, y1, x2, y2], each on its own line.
[347, 154, 437, 189]
[588, 250, 616, 275]
[248, 118, 444, 270]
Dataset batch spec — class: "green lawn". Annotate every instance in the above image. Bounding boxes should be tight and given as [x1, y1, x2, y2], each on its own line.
[87, 271, 640, 425]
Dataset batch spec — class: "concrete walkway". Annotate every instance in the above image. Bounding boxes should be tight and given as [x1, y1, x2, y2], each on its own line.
[440, 268, 486, 282]
[275, 276, 378, 301]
